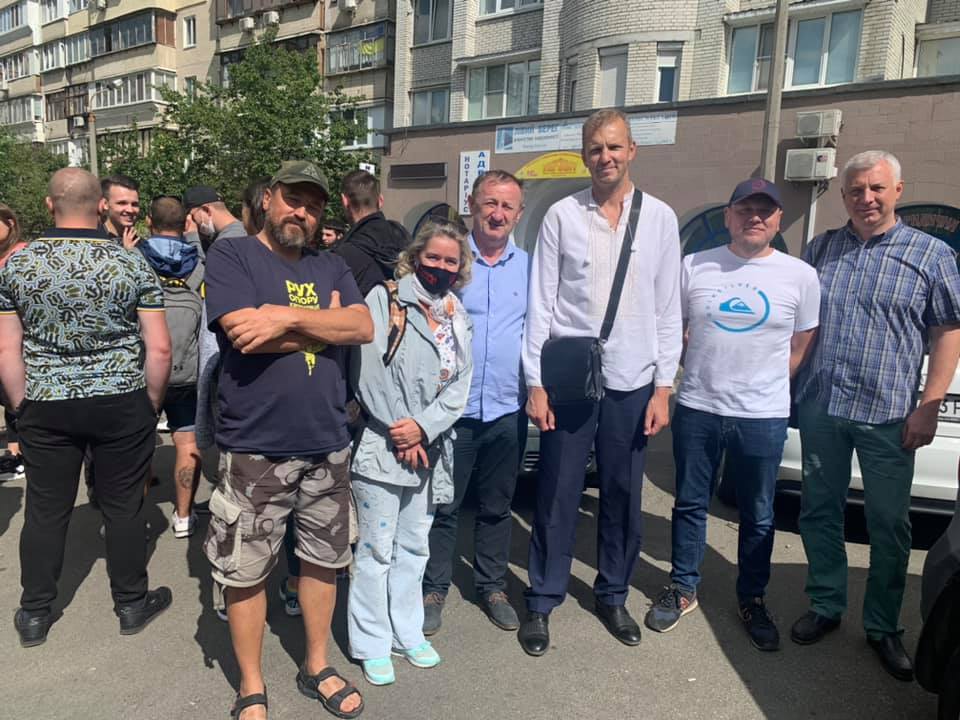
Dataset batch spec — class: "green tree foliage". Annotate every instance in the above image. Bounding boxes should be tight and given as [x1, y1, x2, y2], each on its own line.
[101, 29, 371, 219]
[0, 128, 68, 239]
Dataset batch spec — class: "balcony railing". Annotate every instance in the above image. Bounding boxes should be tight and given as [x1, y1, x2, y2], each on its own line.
[215, 0, 313, 22]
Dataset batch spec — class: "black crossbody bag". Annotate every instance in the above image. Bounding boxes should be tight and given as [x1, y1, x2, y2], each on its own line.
[540, 189, 643, 406]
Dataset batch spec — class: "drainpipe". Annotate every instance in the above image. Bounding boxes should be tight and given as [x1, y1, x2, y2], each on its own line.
[759, 0, 789, 181]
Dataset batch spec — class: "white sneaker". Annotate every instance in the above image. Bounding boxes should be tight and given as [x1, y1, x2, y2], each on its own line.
[171, 511, 197, 538]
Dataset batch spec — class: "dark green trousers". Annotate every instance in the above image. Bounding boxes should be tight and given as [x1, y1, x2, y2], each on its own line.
[797, 402, 914, 639]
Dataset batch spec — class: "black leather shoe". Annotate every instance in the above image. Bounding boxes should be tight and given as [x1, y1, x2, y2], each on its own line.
[117, 587, 172, 635]
[790, 610, 841, 645]
[14, 608, 51, 648]
[868, 634, 914, 682]
[518, 612, 550, 656]
[595, 601, 642, 646]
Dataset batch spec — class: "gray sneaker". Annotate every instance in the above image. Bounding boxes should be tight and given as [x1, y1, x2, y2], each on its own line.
[423, 592, 445, 636]
[644, 585, 698, 633]
[480, 591, 520, 631]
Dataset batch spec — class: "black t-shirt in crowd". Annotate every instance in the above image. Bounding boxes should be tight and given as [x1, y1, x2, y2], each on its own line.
[204, 235, 365, 456]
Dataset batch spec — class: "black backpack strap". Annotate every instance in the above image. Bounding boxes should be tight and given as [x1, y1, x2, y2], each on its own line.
[599, 188, 643, 342]
[381, 281, 407, 367]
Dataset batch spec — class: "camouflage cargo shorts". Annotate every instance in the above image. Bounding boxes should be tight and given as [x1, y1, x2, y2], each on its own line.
[204, 447, 354, 589]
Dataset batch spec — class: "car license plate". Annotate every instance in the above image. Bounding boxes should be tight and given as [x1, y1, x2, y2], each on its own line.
[940, 395, 960, 423]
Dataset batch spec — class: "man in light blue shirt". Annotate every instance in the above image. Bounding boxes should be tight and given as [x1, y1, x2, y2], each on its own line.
[422, 170, 529, 635]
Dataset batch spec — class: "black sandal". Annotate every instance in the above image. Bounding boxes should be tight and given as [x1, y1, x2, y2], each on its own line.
[230, 688, 268, 719]
[297, 665, 364, 719]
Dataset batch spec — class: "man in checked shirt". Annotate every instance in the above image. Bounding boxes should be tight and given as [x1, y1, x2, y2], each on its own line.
[790, 150, 960, 682]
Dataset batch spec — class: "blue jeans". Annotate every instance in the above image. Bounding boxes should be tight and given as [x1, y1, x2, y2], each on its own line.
[348, 475, 436, 660]
[670, 404, 787, 601]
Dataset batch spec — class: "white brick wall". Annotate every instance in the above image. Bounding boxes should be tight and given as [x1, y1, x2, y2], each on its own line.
[474, 10, 543, 56]
[929, 0, 960, 23]
[538, 0, 562, 113]
[689, 0, 736, 99]
[392, 0, 943, 128]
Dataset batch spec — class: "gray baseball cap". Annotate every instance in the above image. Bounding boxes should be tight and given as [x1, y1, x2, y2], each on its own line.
[271, 160, 330, 199]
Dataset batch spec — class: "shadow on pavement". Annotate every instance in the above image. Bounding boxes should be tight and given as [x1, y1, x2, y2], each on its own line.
[0, 483, 23, 540]
[173, 443, 353, 693]
[51, 472, 168, 618]
[502, 428, 939, 719]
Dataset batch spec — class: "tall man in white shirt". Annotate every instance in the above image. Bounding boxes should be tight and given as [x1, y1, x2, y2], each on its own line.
[643, 178, 820, 652]
[519, 109, 683, 656]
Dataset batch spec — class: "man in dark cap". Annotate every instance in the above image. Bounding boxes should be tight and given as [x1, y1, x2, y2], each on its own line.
[202, 160, 371, 718]
[644, 178, 820, 652]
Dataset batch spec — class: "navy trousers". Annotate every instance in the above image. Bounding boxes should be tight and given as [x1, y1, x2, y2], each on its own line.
[525, 384, 653, 614]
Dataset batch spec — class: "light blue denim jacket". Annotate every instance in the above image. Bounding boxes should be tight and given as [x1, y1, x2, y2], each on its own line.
[350, 274, 473, 504]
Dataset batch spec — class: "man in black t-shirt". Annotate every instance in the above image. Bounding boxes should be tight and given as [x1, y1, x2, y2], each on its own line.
[203, 160, 372, 719]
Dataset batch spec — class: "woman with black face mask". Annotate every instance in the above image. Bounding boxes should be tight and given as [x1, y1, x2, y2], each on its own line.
[347, 221, 474, 687]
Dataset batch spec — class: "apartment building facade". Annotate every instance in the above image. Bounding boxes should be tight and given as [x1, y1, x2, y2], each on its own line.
[383, 0, 960, 253]
[393, 0, 960, 129]
[0, 0, 395, 167]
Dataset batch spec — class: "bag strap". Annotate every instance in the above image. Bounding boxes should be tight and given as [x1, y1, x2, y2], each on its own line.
[381, 280, 407, 367]
[599, 188, 643, 342]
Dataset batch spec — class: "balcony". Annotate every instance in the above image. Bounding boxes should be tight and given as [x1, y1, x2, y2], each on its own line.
[215, 0, 314, 23]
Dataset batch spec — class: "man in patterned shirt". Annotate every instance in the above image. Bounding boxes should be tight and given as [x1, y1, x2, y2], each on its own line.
[791, 151, 960, 681]
[0, 168, 174, 648]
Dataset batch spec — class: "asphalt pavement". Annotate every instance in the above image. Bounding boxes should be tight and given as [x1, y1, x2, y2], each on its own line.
[0, 428, 945, 719]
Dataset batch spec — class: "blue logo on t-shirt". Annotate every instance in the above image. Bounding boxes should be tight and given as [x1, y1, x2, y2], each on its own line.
[707, 283, 771, 333]
[718, 297, 755, 315]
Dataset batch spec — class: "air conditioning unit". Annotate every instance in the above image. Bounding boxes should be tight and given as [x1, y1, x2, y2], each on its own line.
[796, 109, 842, 139]
[73, 115, 86, 128]
[32, 121, 45, 144]
[342, 0, 358, 10]
[239, 16, 256, 32]
[263, 10, 280, 26]
[785, 148, 838, 182]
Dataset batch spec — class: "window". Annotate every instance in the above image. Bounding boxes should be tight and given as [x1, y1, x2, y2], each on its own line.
[1, 50, 33, 81]
[69, 0, 87, 14]
[41, 42, 64, 72]
[467, 60, 539, 120]
[46, 83, 89, 121]
[0, 2, 26, 34]
[598, 46, 627, 107]
[90, 11, 166, 57]
[0, 95, 42, 125]
[64, 33, 90, 66]
[414, 0, 450, 44]
[917, 37, 960, 77]
[480, 0, 541, 15]
[656, 43, 681, 103]
[331, 107, 370, 148]
[727, 10, 861, 93]
[412, 88, 449, 125]
[42, 0, 65, 24]
[565, 60, 577, 112]
[185, 76, 197, 98]
[183, 16, 196, 48]
[94, 70, 175, 109]
[326, 23, 392, 74]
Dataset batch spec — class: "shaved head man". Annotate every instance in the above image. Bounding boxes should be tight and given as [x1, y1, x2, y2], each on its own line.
[1, 167, 173, 649]
[47, 167, 105, 220]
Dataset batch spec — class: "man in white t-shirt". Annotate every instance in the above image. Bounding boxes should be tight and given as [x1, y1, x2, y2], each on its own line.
[644, 178, 820, 652]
